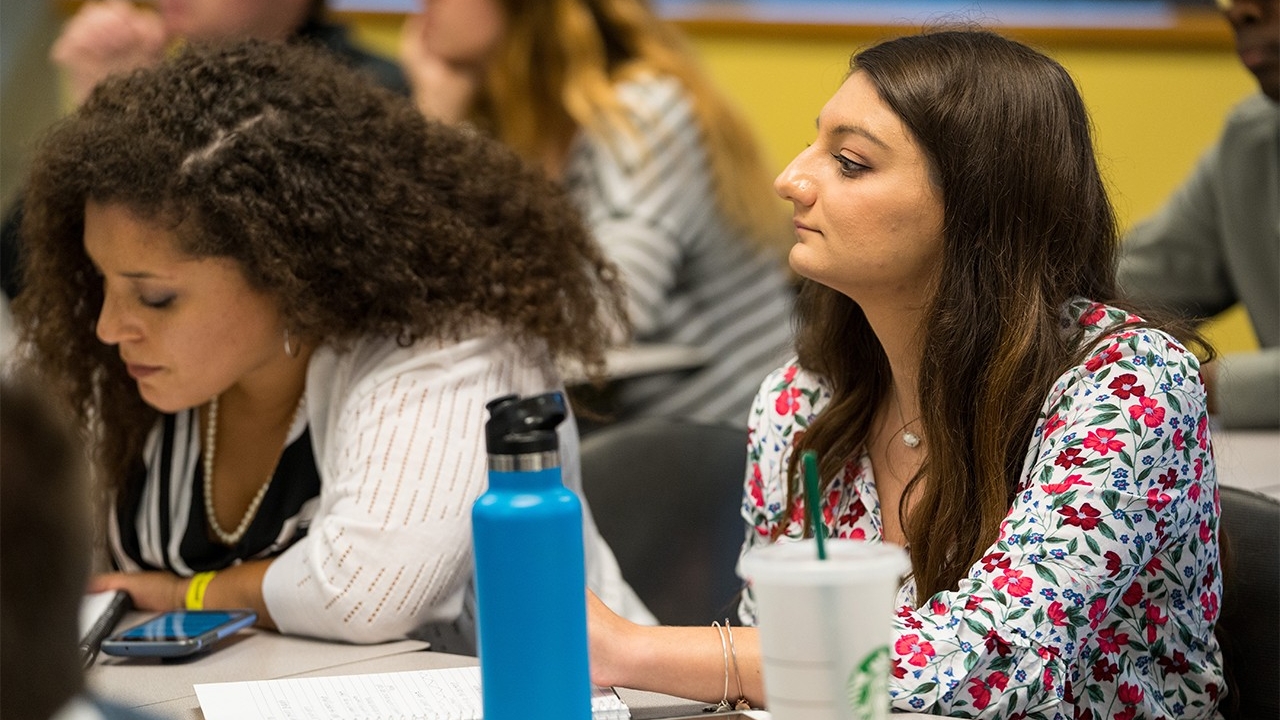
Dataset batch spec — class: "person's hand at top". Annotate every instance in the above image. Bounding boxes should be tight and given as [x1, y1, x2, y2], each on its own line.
[399, 0, 506, 125]
[49, 0, 167, 107]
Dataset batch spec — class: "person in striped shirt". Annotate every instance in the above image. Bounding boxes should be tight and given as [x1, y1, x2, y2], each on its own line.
[401, 0, 796, 426]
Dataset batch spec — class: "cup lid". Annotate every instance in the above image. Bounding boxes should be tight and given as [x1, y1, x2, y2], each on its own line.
[741, 538, 910, 586]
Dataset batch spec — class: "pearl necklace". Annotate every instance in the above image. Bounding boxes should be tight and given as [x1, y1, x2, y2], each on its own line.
[202, 395, 299, 546]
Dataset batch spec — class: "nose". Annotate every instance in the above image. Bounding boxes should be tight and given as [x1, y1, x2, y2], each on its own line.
[94, 291, 140, 346]
[774, 149, 817, 207]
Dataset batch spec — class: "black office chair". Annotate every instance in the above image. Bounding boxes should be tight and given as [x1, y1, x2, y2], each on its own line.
[579, 417, 748, 626]
[1215, 485, 1280, 720]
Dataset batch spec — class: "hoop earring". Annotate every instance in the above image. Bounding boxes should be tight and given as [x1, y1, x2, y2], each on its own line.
[283, 329, 300, 358]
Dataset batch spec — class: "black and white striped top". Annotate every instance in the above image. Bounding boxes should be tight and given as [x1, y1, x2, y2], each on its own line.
[563, 75, 795, 426]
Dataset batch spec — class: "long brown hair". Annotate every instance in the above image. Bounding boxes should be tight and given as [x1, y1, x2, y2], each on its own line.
[13, 40, 626, 498]
[478, 0, 786, 252]
[788, 30, 1128, 602]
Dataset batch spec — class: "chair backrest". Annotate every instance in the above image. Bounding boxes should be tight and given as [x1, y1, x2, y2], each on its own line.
[579, 417, 748, 626]
[1215, 485, 1280, 720]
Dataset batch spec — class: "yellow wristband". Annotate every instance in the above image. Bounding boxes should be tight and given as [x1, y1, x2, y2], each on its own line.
[185, 571, 217, 610]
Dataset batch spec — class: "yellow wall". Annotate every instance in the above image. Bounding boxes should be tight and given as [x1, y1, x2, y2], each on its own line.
[351, 15, 1260, 354]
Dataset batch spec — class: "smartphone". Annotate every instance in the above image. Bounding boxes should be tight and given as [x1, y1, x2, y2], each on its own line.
[100, 609, 256, 658]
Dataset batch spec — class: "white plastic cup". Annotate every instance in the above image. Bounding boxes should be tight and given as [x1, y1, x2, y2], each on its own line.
[741, 539, 909, 720]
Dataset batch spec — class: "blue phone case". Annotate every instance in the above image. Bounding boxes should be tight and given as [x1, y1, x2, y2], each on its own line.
[100, 609, 256, 658]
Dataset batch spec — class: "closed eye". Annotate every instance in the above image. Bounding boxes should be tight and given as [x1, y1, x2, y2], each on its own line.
[139, 294, 175, 309]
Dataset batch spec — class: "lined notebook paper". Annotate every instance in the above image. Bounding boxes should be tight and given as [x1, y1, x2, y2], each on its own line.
[195, 665, 630, 720]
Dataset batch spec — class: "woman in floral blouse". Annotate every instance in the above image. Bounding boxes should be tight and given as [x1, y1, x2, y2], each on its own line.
[587, 28, 1226, 718]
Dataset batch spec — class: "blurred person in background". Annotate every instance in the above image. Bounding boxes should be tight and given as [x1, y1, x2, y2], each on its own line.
[1, 0, 406, 302]
[401, 0, 795, 427]
[1117, 0, 1279, 428]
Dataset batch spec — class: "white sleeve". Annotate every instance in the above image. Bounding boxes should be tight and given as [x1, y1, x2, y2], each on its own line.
[263, 336, 546, 643]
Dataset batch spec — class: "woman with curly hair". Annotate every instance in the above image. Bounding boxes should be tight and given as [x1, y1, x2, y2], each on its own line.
[12, 39, 651, 650]
[400, 0, 795, 425]
[588, 30, 1225, 718]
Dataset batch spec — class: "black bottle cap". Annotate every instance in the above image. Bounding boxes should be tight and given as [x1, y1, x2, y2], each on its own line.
[484, 392, 567, 455]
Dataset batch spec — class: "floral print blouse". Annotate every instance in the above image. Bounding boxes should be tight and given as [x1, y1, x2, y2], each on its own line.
[738, 299, 1225, 719]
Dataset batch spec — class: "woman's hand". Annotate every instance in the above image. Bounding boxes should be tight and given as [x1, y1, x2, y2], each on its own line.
[49, 0, 167, 106]
[398, 13, 484, 125]
[91, 570, 186, 611]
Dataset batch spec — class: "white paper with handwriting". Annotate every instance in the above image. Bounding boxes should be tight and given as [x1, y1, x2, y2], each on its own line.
[195, 665, 629, 720]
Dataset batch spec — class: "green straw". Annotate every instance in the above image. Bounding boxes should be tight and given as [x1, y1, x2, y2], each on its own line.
[801, 449, 826, 560]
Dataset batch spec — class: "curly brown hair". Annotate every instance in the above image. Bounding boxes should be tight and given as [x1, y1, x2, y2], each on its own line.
[13, 39, 626, 491]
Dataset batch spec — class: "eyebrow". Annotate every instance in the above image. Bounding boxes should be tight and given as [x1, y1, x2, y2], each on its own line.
[816, 118, 891, 151]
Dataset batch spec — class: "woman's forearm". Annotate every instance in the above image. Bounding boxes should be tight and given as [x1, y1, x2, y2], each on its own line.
[611, 623, 765, 708]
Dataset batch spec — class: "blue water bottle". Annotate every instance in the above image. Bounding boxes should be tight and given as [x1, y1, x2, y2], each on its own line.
[473, 392, 591, 720]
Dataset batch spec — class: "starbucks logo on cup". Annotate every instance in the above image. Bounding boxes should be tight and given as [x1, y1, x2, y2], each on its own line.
[845, 644, 890, 720]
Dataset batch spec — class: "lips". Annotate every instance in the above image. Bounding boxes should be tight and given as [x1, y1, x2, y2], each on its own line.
[125, 363, 162, 380]
[794, 220, 820, 234]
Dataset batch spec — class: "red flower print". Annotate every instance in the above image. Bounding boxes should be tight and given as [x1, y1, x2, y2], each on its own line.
[1115, 708, 1137, 720]
[1055, 448, 1086, 469]
[1122, 582, 1145, 607]
[1158, 650, 1191, 675]
[775, 387, 801, 415]
[1091, 657, 1119, 682]
[993, 568, 1033, 597]
[1201, 591, 1219, 622]
[783, 365, 798, 384]
[1118, 682, 1145, 705]
[1128, 396, 1166, 428]
[965, 595, 984, 611]
[984, 629, 1012, 657]
[930, 599, 947, 616]
[1146, 488, 1172, 511]
[1042, 473, 1088, 494]
[1088, 596, 1108, 628]
[1085, 343, 1122, 372]
[897, 605, 924, 630]
[966, 678, 992, 710]
[1059, 503, 1102, 530]
[1096, 626, 1130, 653]
[1156, 469, 1178, 490]
[987, 671, 1009, 691]
[849, 527, 866, 540]
[1047, 600, 1068, 626]
[1172, 428, 1185, 451]
[1189, 481, 1202, 502]
[1104, 551, 1123, 576]
[890, 657, 906, 679]
[1199, 520, 1212, 543]
[1208, 683, 1222, 701]
[1083, 428, 1125, 455]
[894, 634, 936, 667]
[1108, 373, 1146, 400]
[1144, 605, 1168, 642]
[1043, 413, 1066, 437]
[748, 464, 765, 507]
[1197, 414, 1209, 446]
[980, 552, 1011, 573]
[1081, 304, 1106, 326]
